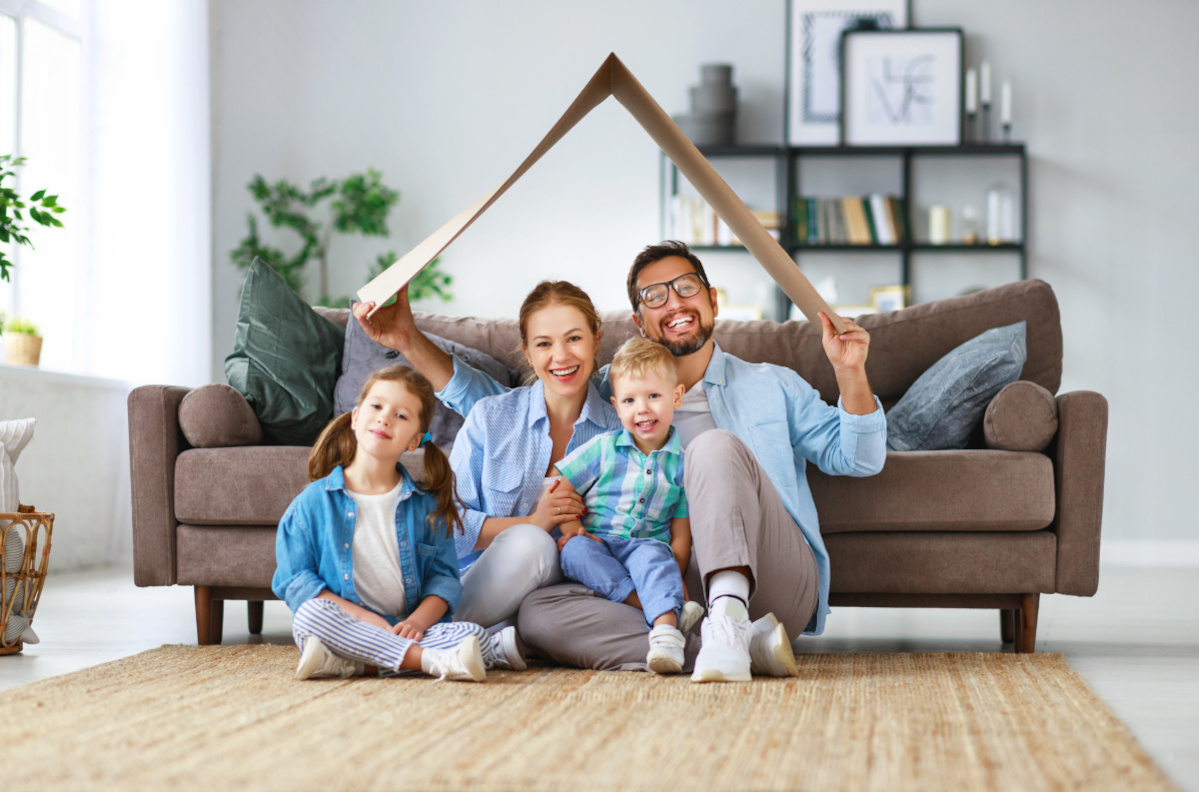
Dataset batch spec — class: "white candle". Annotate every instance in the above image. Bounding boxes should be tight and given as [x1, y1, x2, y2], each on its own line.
[980, 61, 991, 105]
[929, 206, 952, 244]
[1001, 80, 1012, 124]
[965, 68, 977, 114]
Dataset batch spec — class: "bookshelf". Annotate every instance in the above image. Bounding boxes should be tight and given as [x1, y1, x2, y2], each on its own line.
[660, 143, 1028, 318]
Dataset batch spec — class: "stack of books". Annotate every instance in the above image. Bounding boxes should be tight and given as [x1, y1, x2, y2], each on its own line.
[671, 195, 781, 247]
[792, 194, 908, 246]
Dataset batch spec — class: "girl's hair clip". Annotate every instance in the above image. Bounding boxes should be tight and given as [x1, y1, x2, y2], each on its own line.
[420, 432, 433, 446]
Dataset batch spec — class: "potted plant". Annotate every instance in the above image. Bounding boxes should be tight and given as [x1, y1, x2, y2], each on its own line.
[0, 154, 66, 283]
[2, 315, 42, 366]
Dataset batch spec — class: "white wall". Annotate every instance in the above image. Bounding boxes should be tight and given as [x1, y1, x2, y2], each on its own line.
[209, 0, 1199, 547]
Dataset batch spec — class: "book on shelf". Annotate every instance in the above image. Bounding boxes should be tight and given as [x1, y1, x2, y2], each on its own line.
[670, 195, 779, 247]
[792, 194, 906, 246]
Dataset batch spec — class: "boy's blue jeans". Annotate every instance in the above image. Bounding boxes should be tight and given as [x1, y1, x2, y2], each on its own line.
[559, 534, 683, 627]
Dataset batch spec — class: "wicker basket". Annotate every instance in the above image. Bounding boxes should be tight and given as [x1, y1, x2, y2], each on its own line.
[1, 506, 54, 655]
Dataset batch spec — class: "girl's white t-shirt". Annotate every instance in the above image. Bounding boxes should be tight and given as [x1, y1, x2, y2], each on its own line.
[348, 481, 407, 619]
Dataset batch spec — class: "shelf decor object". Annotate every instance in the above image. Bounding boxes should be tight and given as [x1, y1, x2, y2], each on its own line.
[840, 28, 964, 146]
[674, 63, 738, 146]
[785, 0, 909, 146]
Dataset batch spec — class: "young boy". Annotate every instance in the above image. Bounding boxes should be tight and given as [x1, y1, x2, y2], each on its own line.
[553, 337, 702, 674]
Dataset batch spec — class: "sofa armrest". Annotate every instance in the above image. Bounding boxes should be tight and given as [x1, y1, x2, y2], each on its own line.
[129, 385, 191, 586]
[1052, 390, 1108, 596]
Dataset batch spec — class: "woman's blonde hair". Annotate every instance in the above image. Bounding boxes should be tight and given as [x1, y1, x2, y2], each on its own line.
[308, 365, 463, 536]
[517, 280, 603, 381]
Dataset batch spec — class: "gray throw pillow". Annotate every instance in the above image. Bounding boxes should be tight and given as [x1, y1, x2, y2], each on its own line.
[334, 302, 520, 448]
[886, 321, 1027, 451]
[224, 259, 345, 446]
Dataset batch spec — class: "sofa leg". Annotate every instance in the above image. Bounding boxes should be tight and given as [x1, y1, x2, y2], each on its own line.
[248, 600, 264, 635]
[1000, 609, 1016, 644]
[1016, 593, 1040, 654]
[195, 586, 225, 645]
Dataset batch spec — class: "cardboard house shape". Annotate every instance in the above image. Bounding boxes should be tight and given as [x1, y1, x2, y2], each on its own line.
[359, 53, 843, 333]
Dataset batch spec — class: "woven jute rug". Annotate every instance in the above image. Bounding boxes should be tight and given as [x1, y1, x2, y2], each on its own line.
[0, 645, 1175, 792]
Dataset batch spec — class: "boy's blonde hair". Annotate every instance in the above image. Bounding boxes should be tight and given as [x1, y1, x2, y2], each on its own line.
[609, 337, 678, 388]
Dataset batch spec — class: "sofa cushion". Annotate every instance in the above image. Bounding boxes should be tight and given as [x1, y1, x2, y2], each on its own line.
[175, 446, 312, 526]
[809, 450, 1055, 533]
[334, 302, 520, 447]
[176, 525, 279, 588]
[885, 321, 1027, 451]
[984, 380, 1058, 452]
[178, 385, 263, 448]
[224, 258, 345, 446]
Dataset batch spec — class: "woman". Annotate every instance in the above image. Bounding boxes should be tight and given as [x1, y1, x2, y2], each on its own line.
[352, 281, 621, 629]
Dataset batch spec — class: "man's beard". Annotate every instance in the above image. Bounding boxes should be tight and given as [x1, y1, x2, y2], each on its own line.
[652, 312, 714, 357]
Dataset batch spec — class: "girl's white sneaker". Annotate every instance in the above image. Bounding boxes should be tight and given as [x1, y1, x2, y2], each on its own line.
[491, 625, 528, 671]
[647, 624, 686, 674]
[296, 637, 361, 680]
[423, 636, 487, 682]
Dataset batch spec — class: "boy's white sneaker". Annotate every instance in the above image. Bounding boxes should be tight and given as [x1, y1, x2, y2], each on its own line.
[490, 625, 528, 671]
[423, 636, 487, 682]
[646, 624, 686, 674]
[690, 598, 753, 683]
[679, 600, 705, 633]
[296, 637, 361, 680]
[749, 613, 800, 678]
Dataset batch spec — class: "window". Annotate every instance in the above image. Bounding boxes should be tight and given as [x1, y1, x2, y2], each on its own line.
[0, 0, 86, 373]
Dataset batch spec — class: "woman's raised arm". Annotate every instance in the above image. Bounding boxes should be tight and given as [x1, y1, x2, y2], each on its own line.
[353, 284, 455, 390]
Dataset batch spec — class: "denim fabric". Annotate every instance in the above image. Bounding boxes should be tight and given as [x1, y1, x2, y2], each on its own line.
[886, 321, 1027, 452]
[440, 369, 622, 571]
[560, 535, 684, 627]
[272, 465, 462, 623]
[438, 342, 887, 637]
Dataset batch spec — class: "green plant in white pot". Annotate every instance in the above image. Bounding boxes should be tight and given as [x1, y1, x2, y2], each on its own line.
[2, 315, 42, 367]
[1, 154, 66, 368]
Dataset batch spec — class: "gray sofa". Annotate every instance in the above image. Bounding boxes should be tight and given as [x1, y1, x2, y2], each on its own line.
[128, 278, 1108, 652]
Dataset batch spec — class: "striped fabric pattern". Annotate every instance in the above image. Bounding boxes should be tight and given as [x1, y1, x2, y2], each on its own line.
[556, 428, 687, 543]
[292, 598, 496, 673]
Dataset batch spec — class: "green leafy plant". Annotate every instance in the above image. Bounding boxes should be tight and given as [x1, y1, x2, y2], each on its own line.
[2, 315, 39, 336]
[0, 154, 68, 282]
[231, 169, 452, 307]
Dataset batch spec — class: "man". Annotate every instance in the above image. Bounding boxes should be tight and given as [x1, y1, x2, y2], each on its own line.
[354, 241, 886, 681]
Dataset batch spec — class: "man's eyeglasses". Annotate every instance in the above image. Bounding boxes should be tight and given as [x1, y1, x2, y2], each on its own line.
[637, 272, 708, 309]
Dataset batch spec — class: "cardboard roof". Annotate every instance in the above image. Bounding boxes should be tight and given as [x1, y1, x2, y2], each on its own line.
[358, 53, 842, 332]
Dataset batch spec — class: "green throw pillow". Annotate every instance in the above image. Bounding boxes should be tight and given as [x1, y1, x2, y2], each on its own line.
[224, 258, 345, 446]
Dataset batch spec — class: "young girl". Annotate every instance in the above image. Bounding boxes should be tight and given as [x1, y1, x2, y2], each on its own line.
[273, 365, 521, 682]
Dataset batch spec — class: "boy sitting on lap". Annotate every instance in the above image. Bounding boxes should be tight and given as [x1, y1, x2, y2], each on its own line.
[554, 338, 702, 674]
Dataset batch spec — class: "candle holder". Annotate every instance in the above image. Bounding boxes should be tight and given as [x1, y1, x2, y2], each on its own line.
[981, 103, 992, 144]
[1003, 122, 1011, 144]
[966, 111, 977, 143]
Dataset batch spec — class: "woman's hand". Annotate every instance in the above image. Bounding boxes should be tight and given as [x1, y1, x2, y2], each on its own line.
[530, 478, 586, 531]
[391, 615, 432, 642]
[353, 284, 416, 353]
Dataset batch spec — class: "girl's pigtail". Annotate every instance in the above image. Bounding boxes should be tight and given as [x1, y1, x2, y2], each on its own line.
[307, 412, 356, 481]
[421, 442, 464, 537]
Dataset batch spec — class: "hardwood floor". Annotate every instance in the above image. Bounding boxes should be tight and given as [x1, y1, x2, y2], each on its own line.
[2, 564, 1196, 790]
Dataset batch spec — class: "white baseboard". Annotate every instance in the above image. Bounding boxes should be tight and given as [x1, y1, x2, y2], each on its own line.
[1100, 541, 1199, 567]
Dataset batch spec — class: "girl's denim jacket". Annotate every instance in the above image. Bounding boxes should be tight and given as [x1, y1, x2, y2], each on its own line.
[272, 465, 462, 624]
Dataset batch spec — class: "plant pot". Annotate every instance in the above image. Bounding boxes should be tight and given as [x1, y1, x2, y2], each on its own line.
[4, 334, 43, 366]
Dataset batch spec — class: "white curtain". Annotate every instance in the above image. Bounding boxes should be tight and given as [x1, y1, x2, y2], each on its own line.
[87, 0, 211, 387]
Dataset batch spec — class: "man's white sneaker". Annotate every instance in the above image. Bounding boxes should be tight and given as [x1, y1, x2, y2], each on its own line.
[422, 636, 486, 682]
[490, 625, 528, 671]
[646, 624, 686, 674]
[749, 613, 799, 678]
[679, 601, 705, 633]
[690, 598, 753, 683]
[296, 637, 361, 680]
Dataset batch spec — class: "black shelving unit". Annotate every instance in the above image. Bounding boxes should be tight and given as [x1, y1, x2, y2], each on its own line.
[660, 143, 1028, 316]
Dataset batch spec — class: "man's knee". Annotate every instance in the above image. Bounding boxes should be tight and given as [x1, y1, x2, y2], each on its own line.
[517, 583, 593, 644]
[685, 429, 752, 470]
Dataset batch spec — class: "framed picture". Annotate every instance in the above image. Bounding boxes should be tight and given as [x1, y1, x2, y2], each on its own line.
[785, 0, 910, 146]
[870, 284, 907, 313]
[840, 28, 963, 146]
